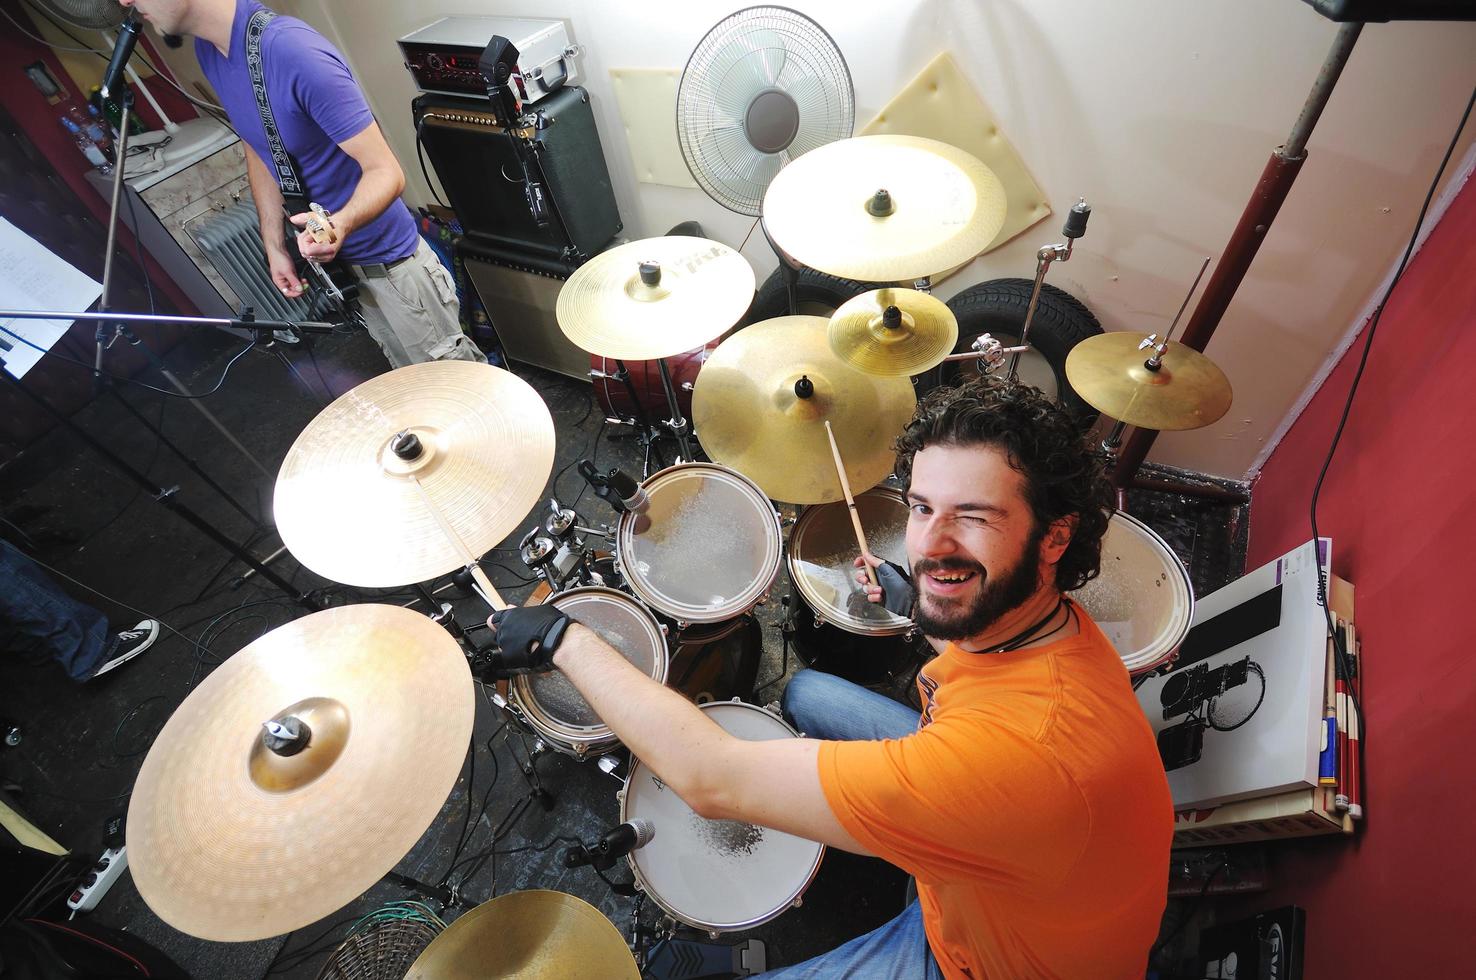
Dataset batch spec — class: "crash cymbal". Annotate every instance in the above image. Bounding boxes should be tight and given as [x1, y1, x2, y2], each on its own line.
[128, 605, 474, 942]
[1065, 332, 1233, 430]
[557, 236, 756, 361]
[828, 288, 959, 377]
[693, 316, 916, 504]
[275, 361, 555, 588]
[406, 890, 639, 979]
[761, 135, 1008, 282]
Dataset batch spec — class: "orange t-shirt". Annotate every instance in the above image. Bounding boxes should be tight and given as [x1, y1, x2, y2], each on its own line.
[817, 607, 1172, 979]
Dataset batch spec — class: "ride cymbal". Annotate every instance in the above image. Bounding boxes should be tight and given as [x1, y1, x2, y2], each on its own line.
[128, 604, 474, 941]
[1064, 332, 1233, 430]
[275, 361, 555, 588]
[692, 316, 916, 504]
[556, 236, 756, 361]
[406, 890, 639, 979]
[828, 288, 959, 377]
[761, 135, 1008, 282]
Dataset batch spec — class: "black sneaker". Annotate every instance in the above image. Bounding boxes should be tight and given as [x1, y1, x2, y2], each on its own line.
[89, 620, 160, 680]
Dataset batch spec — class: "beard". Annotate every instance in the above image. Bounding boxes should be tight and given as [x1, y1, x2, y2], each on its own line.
[911, 526, 1045, 642]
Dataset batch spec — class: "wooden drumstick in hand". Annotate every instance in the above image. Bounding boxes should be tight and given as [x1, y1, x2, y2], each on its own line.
[824, 420, 878, 587]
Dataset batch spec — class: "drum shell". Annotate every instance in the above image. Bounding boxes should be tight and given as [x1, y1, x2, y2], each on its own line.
[619, 701, 824, 934]
[789, 605, 926, 689]
[616, 463, 783, 624]
[668, 615, 763, 706]
[509, 587, 669, 758]
[592, 343, 714, 421]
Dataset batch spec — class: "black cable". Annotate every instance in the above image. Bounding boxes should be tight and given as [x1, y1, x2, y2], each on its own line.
[1307, 82, 1475, 788]
[1150, 860, 1227, 962]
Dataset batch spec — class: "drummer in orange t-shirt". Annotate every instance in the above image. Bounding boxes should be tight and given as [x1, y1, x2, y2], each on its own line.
[486, 378, 1172, 978]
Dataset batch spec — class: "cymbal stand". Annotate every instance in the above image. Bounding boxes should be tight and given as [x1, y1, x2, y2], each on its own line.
[590, 358, 667, 470]
[655, 356, 698, 462]
[1006, 198, 1092, 382]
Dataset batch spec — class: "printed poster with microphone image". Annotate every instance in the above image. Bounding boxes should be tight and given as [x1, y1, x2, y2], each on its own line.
[1135, 539, 1331, 809]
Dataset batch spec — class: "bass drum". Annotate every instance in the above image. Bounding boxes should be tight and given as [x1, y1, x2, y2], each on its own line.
[592, 342, 716, 422]
[668, 615, 763, 706]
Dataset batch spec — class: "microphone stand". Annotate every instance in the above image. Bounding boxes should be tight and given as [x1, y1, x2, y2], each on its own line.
[97, 81, 272, 480]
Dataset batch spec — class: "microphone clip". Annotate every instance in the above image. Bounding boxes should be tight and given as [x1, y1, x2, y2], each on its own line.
[578, 460, 629, 514]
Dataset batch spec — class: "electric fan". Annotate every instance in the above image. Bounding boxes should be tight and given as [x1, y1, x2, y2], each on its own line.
[677, 5, 854, 216]
[25, 0, 127, 29]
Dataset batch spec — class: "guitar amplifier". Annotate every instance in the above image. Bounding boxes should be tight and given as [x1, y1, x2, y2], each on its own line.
[413, 86, 621, 263]
[457, 234, 593, 381]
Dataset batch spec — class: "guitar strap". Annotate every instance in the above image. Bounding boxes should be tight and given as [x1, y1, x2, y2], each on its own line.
[245, 9, 310, 211]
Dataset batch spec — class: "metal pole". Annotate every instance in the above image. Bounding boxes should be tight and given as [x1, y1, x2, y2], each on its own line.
[1112, 24, 1363, 488]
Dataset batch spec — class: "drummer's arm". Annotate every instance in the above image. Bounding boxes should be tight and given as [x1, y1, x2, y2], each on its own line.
[551, 624, 873, 856]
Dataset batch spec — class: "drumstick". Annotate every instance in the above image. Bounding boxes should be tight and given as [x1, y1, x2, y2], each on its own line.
[824, 420, 878, 587]
[410, 476, 508, 610]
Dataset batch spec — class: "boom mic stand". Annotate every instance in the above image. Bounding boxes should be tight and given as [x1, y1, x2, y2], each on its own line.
[1, 312, 338, 611]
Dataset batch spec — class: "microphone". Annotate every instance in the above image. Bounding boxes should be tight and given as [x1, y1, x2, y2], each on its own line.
[607, 469, 649, 516]
[101, 12, 145, 101]
[562, 818, 655, 870]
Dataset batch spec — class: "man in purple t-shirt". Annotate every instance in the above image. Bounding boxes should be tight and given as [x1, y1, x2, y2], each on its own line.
[122, 0, 483, 368]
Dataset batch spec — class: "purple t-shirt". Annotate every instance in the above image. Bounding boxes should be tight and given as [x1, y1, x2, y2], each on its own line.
[196, 0, 418, 265]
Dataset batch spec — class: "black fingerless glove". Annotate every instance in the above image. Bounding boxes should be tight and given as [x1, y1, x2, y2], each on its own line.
[481, 604, 571, 678]
[875, 561, 915, 618]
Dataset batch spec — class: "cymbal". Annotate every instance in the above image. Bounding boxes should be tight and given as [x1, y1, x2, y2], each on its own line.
[406, 890, 639, 979]
[693, 316, 916, 504]
[1065, 332, 1233, 430]
[761, 135, 1008, 281]
[128, 605, 474, 941]
[557, 236, 756, 361]
[275, 361, 555, 588]
[828, 288, 959, 377]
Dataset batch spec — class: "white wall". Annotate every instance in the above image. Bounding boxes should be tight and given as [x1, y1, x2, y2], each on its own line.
[157, 1, 1476, 479]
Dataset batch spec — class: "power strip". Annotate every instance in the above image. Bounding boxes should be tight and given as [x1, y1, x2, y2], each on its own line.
[67, 846, 128, 913]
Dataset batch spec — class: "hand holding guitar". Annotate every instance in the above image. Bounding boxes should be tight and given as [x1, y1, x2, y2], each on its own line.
[290, 203, 346, 263]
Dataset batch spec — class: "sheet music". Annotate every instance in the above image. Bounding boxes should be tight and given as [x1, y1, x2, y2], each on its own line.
[0, 216, 102, 379]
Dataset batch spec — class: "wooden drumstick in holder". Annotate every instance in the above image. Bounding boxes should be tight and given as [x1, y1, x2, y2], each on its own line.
[824, 420, 878, 588]
[410, 476, 508, 611]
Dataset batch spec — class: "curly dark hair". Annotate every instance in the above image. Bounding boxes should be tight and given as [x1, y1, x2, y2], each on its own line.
[893, 378, 1114, 591]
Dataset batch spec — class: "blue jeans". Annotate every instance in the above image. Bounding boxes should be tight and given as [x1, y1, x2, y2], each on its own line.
[767, 669, 942, 978]
[1, 541, 113, 681]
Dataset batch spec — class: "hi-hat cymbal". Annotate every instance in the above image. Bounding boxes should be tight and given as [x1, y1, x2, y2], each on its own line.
[406, 890, 639, 979]
[828, 288, 959, 377]
[1065, 332, 1233, 430]
[693, 316, 916, 504]
[761, 135, 1008, 281]
[128, 605, 474, 942]
[557, 237, 756, 361]
[275, 361, 555, 588]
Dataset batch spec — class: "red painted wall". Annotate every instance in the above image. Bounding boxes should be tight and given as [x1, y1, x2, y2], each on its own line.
[1241, 175, 1476, 976]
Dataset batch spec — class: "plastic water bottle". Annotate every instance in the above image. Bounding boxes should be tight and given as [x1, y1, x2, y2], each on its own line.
[60, 117, 112, 175]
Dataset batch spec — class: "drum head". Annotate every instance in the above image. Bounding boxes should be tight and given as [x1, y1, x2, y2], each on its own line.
[622, 702, 824, 932]
[512, 589, 667, 751]
[789, 487, 912, 636]
[1071, 512, 1194, 674]
[618, 464, 782, 623]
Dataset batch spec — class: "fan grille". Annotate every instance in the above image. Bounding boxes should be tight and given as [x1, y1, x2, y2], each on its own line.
[27, 0, 127, 30]
[315, 916, 443, 980]
[678, 6, 854, 216]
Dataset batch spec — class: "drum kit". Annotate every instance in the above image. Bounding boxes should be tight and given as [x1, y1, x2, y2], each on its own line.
[122, 134, 1233, 973]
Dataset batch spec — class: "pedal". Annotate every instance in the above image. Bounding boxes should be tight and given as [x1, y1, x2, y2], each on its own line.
[67, 846, 128, 913]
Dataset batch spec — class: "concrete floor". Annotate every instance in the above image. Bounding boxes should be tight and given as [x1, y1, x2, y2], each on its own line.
[0, 328, 1247, 977]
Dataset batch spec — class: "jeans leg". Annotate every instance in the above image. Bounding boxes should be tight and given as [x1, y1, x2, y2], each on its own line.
[761, 900, 943, 978]
[782, 669, 920, 742]
[0, 541, 113, 681]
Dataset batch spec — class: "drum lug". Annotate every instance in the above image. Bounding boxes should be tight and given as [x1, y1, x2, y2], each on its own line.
[792, 896, 803, 909]
[676, 618, 691, 631]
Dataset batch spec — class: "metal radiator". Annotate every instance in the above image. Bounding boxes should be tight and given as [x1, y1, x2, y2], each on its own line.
[186, 199, 324, 321]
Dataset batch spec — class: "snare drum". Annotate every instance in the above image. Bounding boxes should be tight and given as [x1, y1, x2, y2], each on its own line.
[508, 587, 669, 758]
[787, 487, 923, 685]
[616, 463, 783, 626]
[620, 701, 824, 935]
[1070, 512, 1194, 674]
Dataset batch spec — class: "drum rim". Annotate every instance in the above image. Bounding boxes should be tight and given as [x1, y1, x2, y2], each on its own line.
[788, 487, 913, 637]
[1089, 511, 1195, 674]
[617, 463, 784, 623]
[618, 700, 825, 932]
[510, 587, 670, 754]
